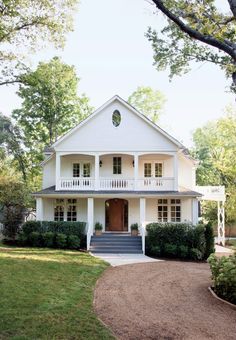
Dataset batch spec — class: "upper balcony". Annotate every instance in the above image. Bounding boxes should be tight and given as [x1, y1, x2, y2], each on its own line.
[55, 152, 179, 192]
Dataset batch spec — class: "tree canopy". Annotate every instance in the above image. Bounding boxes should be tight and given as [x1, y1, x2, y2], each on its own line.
[147, 1, 236, 89]
[128, 86, 166, 122]
[192, 107, 236, 223]
[0, 0, 79, 86]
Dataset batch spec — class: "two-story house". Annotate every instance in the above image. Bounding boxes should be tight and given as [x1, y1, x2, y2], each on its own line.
[34, 95, 203, 252]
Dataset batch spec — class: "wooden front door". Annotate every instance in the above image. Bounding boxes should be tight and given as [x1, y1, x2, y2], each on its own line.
[105, 199, 128, 231]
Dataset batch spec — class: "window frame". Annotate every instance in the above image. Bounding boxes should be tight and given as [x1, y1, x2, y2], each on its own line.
[143, 161, 163, 178]
[73, 162, 91, 178]
[54, 199, 65, 221]
[113, 156, 122, 175]
[157, 199, 168, 222]
[67, 199, 77, 222]
[157, 199, 181, 223]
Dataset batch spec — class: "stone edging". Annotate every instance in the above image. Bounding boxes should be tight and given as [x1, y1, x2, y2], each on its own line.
[208, 287, 236, 310]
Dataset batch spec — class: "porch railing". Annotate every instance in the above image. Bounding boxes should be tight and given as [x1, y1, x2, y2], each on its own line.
[58, 177, 175, 191]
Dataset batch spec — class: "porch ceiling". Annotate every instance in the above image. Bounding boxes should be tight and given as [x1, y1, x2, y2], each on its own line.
[32, 186, 202, 198]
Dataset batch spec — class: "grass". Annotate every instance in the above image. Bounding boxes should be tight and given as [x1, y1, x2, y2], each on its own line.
[0, 244, 113, 340]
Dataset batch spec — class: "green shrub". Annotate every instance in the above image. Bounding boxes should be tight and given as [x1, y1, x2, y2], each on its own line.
[146, 222, 209, 261]
[22, 221, 41, 235]
[131, 223, 139, 230]
[208, 254, 236, 305]
[55, 233, 67, 249]
[189, 248, 203, 261]
[178, 245, 188, 259]
[94, 222, 102, 230]
[42, 232, 55, 248]
[150, 245, 161, 256]
[28, 232, 42, 247]
[17, 231, 28, 246]
[204, 223, 215, 258]
[164, 243, 177, 257]
[67, 235, 80, 249]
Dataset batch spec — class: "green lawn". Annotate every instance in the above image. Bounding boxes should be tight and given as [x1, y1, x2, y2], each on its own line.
[0, 245, 113, 340]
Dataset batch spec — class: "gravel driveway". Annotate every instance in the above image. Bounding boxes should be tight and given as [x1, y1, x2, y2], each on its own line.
[94, 261, 236, 340]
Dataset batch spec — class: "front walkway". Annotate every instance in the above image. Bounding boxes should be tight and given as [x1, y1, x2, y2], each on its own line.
[94, 261, 236, 340]
[91, 253, 161, 266]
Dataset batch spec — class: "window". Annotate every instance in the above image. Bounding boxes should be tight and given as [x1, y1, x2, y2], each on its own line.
[170, 199, 181, 222]
[157, 199, 168, 222]
[112, 110, 121, 127]
[155, 163, 163, 177]
[54, 199, 64, 221]
[73, 163, 80, 177]
[144, 163, 152, 177]
[83, 163, 90, 177]
[67, 199, 77, 221]
[113, 157, 122, 174]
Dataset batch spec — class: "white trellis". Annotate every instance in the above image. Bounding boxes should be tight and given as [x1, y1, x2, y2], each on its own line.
[195, 186, 226, 246]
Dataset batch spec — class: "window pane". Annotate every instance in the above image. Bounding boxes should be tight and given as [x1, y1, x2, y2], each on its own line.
[73, 163, 80, 177]
[83, 163, 90, 177]
[155, 163, 163, 177]
[54, 205, 64, 221]
[144, 163, 152, 177]
[113, 157, 122, 174]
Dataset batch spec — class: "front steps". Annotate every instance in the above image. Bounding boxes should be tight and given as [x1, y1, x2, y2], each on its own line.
[90, 232, 143, 254]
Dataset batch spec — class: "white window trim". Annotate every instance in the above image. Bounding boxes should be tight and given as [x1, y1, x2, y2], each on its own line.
[143, 161, 164, 178]
[54, 199, 78, 222]
[157, 199, 182, 223]
[73, 162, 91, 178]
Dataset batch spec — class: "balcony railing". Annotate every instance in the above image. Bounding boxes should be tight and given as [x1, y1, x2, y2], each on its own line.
[58, 177, 175, 191]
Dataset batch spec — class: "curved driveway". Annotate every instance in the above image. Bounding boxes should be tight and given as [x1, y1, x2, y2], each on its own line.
[94, 261, 236, 340]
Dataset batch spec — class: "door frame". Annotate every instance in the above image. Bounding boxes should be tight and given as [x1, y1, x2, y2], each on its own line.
[105, 198, 128, 231]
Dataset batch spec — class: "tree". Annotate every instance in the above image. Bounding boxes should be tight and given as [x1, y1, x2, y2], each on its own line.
[0, 113, 26, 180]
[128, 86, 166, 122]
[12, 57, 92, 190]
[0, 0, 78, 86]
[13, 57, 92, 152]
[0, 174, 30, 240]
[192, 107, 236, 224]
[146, 1, 236, 90]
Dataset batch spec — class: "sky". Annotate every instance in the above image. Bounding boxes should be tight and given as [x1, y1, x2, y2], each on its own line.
[0, 0, 234, 147]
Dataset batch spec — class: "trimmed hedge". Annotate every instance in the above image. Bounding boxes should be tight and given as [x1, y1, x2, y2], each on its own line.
[208, 254, 236, 305]
[18, 221, 86, 249]
[146, 222, 214, 260]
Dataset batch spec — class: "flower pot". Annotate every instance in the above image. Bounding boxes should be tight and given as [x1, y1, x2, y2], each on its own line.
[131, 229, 138, 236]
[95, 230, 102, 236]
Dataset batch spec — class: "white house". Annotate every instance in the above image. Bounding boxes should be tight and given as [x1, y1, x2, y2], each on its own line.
[33, 95, 225, 252]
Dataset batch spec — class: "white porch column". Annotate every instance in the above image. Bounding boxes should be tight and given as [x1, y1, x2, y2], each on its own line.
[87, 197, 94, 250]
[56, 152, 61, 190]
[134, 154, 139, 190]
[36, 197, 43, 221]
[217, 201, 225, 246]
[140, 197, 146, 254]
[192, 198, 199, 225]
[173, 153, 178, 191]
[94, 154, 100, 190]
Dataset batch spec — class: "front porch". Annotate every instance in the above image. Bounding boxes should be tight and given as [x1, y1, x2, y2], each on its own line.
[35, 194, 199, 253]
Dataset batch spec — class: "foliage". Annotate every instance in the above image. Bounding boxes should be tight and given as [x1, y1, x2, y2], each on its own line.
[147, 1, 236, 89]
[208, 254, 236, 305]
[128, 86, 166, 122]
[204, 223, 215, 258]
[146, 222, 213, 260]
[55, 233, 67, 249]
[95, 222, 103, 230]
[28, 231, 42, 247]
[0, 0, 79, 86]
[0, 113, 26, 180]
[0, 175, 30, 239]
[67, 234, 80, 249]
[0, 246, 112, 339]
[12, 57, 92, 184]
[192, 108, 236, 224]
[130, 223, 139, 230]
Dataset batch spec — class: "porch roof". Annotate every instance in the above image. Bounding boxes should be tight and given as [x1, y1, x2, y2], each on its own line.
[32, 186, 202, 198]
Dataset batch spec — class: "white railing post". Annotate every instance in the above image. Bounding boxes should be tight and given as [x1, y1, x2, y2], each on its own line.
[134, 154, 139, 191]
[56, 153, 61, 190]
[94, 154, 99, 191]
[217, 201, 225, 246]
[173, 153, 178, 191]
[140, 197, 146, 255]
[87, 197, 94, 250]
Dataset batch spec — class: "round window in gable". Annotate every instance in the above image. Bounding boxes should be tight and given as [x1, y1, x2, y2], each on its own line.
[112, 110, 121, 127]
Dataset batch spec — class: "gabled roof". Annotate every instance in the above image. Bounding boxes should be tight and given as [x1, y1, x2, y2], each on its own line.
[51, 95, 186, 150]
